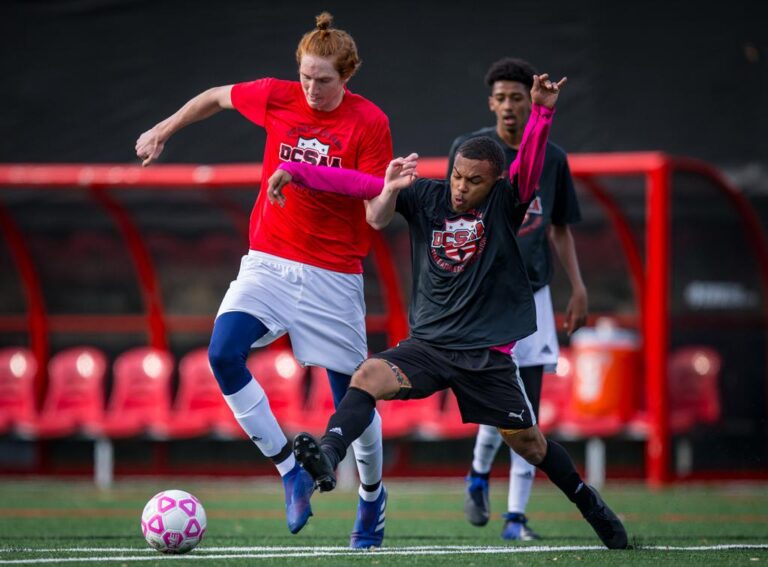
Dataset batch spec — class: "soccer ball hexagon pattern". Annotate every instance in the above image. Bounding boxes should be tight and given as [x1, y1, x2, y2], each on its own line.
[140, 489, 207, 554]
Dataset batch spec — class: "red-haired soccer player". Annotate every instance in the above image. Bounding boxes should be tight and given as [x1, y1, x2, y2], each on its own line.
[135, 13, 391, 547]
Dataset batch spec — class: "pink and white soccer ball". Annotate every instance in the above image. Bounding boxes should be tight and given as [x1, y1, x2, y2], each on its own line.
[141, 489, 207, 554]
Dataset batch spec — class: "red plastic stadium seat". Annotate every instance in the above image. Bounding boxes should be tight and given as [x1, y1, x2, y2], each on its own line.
[0, 347, 37, 435]
[18, 347, 107, 438]
[668, 346, 722, 433]
[418, 390, 478, 439]
[377, 397, 426, 438]
[91, 347, 174, 438]
[154, 347, 244, 439]
[246, 349, 306, 435]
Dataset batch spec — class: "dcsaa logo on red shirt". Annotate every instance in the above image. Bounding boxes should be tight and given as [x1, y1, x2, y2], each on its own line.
[431, 215, 487, 272]
[279, 136, 342, 167]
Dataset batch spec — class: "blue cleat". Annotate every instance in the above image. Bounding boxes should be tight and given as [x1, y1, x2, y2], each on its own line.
[282, 463, 314, 534]
[501, 512, 542, 541]
[463, 473, 490, 526]
[349, 486, 387, 549]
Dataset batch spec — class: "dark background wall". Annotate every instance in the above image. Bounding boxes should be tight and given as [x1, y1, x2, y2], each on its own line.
[1, 0, 766, 476]
[1, 0, 766, 176]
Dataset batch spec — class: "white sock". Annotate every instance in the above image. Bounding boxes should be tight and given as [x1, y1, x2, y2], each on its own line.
[359, 483, 382, 501]
[471, 424, 503, 474]
[352, 410, 383, 501]
[507, 448, 536, 514]
[223, 378, 290, 475]
[275, 454, 296, 477]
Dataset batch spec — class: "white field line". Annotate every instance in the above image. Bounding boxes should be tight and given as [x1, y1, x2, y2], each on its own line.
[1, 544, 768, 564]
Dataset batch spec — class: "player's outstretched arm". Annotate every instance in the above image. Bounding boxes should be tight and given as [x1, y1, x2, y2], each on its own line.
[509, 74, 566, 202]
[366, 153, 418, 229]
[268, 155, 418, 223]
[135, 85, 233, 167]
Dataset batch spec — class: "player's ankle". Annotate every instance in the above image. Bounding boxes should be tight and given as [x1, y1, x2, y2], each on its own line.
[320, 433, 347, 471]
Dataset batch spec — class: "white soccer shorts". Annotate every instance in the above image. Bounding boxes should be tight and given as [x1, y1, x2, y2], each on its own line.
[512, 285, 560, 371]
[216, 250, 367, 376]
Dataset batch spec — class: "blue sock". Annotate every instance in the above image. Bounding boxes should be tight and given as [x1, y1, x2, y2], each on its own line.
[327, 368, 375, 425]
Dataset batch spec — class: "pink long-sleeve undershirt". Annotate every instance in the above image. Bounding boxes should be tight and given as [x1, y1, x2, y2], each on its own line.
[511, 103, 554, 202]
[278, 161, 384, 200]
[277, 103, 554, 203]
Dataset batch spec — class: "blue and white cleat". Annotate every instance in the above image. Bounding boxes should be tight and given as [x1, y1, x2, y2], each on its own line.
[350, 486, 387, 549]
[501, 512, 542, 541]
[464, 473, 490, 526]
[282, 463, 314, 534]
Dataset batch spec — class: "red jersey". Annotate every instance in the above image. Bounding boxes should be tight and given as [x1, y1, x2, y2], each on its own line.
[231, 78, 393, 273]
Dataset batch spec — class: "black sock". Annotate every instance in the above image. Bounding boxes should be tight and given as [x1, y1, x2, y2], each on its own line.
[320, 387, 377, 471]
[537, 440, 594, 514]
[362, 480, 381, 493]
[269, 441, 292, 466]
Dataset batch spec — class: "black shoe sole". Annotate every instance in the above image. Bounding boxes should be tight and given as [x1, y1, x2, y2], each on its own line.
[293, 432, 337, 492]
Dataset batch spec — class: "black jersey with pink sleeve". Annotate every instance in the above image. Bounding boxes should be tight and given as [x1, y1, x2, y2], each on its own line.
[395, 178, 536, 348]
[448, 134, 581, 291]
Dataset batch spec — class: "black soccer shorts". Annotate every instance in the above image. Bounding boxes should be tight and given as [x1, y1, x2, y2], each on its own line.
[371, 338, 536, 430]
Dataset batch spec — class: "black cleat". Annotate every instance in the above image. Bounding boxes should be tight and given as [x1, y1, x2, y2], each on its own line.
[293, 432, 337, 492]
[581, 486, 629, 549]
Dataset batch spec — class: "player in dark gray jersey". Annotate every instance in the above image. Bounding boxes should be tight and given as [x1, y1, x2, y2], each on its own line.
[270, 74, 627, 550]
[449, 57, 588, 541]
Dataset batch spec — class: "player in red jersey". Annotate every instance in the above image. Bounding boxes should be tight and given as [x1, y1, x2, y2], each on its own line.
[135, 13, 392, 546]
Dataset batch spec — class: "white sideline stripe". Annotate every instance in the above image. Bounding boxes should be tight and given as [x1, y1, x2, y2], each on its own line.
[1, 544, 768, 564]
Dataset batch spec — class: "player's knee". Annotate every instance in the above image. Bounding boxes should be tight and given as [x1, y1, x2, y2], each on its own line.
[502, 426, 547, 465]
[208, 342, 240, 374]
[207, 343, 248, 393]
[349, 360, 378, 391]
[350, 359, 394, 399]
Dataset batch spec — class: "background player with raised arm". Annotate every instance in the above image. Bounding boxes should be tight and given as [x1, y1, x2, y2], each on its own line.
[269, 74, 629, 550]
[448, 57, 588, 541]
[134, 13, 392, 547]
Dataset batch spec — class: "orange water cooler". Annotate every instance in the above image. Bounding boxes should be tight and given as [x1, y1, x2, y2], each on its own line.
[570, 320, 641, 420]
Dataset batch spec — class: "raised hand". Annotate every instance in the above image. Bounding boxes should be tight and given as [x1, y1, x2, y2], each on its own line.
[266, 168, 293, 207]
[384, 152, 419, 193]
[531, 73, 568, 109]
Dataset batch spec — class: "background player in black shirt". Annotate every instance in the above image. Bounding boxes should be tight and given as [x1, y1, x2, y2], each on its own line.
[272, 74, 628, 549]
[448, 57, 588, 541]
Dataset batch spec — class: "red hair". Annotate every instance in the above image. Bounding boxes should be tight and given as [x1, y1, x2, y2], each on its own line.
[296, 12, 361, 80]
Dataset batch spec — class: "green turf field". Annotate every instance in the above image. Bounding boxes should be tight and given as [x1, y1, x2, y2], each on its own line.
[0, 478, 766, 566]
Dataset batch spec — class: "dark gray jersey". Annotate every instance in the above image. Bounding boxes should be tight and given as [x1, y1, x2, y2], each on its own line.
[448, 128, 581, 290]
[395, 177, 536, 349]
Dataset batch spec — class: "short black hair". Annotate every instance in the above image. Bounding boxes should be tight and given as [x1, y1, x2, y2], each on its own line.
[456, 136, 505, 178]
[484, 57, 538, 90]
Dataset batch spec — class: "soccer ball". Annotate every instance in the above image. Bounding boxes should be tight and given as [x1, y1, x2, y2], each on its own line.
[141, 489, 207, 554]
